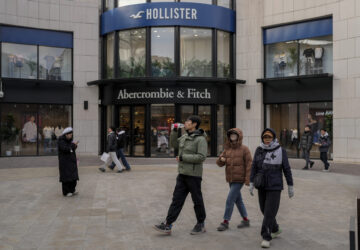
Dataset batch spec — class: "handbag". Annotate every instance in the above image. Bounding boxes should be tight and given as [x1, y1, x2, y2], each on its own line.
[100, 152, 110, 162]
[254, 172, 264, 189]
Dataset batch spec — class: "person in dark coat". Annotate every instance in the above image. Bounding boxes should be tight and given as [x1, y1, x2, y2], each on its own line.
[58, 127, 79, 197]
[249, 128, 294, 248]
[316, 129, 331, 172]
[300, 125, 314, 170]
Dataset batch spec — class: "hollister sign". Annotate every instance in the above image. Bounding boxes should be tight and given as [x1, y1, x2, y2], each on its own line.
[114, 87, 216, 104]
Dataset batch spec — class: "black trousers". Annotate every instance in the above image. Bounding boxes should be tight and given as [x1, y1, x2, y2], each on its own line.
[62, 181, 77, 196]
[258, 189, 281, 241]
[166, 174, 206, 225]
[320, 152, 330, 169]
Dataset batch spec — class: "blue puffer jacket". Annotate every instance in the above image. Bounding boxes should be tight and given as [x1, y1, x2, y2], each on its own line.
[250, 128, 294, 191]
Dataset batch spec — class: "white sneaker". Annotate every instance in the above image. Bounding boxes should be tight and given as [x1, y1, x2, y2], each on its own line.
[261, 240, 270, 248]
[66, 193, 73, 197]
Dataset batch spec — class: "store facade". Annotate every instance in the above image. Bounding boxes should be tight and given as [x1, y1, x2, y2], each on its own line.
[90, 0, 243, 157]
[0, 25, 73, 157]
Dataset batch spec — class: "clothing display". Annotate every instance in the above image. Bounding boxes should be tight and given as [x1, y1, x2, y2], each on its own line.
[55, 126, 64, 138]
[22, 120, 37, 142]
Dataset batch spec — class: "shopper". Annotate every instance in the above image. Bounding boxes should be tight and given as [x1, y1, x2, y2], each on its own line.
[249, 128, 294, 248]
[216, 128, 252, 231]
[99, 126, 124, 173]
[317, 129, 331, 172]
[153, 115, 208, 235]
[300, 125, 314, 170]
[58, 127, 79, 197]
[109, 128, 131, 171]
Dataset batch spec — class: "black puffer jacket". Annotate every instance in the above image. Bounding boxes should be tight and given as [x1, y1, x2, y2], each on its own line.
[107, 132, 117, 152]
[58, 135, 79, 183]
[300, 131, 313, 151]
[250, 128, 293, 191]
[319, 133, 331, 153]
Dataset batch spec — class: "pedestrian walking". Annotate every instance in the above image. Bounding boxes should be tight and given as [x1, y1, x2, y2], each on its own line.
[316, 129, 331, 172]
[99, 126, 124, 173]
[216, 128, 252, 231]
[153, 115, 208, 235]
[249, 128, 294, 248]
[109, 128, 131, 171]
[300, 125, 314, 170]
[58, 127, 79, 197]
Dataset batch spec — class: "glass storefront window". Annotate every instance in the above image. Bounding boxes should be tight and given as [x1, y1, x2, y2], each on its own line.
[105, 0, 114, 10]
[265, 41, 298, 78]
[218, 0, 232, 8]
[217, 105, 231, 155]
[180, 28, 212, 77]
[151, 104, 175, 157]
[299, 102, 333, 159]
[151, 28, 175, 77]
[180, 105, 194, 123]
[181, 0, 212, 4]
[117, 0, 146, 7]
[198, 105, 211, 156]
[133, 106, 145, 156]
[119, 106, 131, 155]
[39, 46, 72, 81]
[106, 33, 115, 79]
[119, 29, 146, 77]
[1, 43, 37, 79]
[299, 35, 333, 75]
[0, 104, 72, 157]
[217, 30, 230, 78]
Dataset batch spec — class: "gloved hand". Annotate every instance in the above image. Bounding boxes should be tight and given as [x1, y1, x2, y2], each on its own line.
[288, 186, 294, 198]
[249, 183, 254, 196]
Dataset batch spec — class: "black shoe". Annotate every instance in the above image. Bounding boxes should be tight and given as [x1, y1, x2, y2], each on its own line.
[190, 223, 206, 235]
[108, 165, 115, 170]
[302, 166, 309, 170]
[117, 169, 123, 173]
[310, 161, 314, 168]
[153, 222, 172, 235]
[125, 168, 131, 171]
[98, 167, 105, 172]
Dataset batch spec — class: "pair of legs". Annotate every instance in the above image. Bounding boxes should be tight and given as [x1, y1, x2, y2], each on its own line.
[258, 189, 281, 241]
[320, 152, 330, 170]
[62, 180, 77, 196]
[166, 174, 206, 226]
[101, 152, 123, 171]
[110, 148, 131, 170]
[223, 182, 248, 221]
[302, 149, 314, 168]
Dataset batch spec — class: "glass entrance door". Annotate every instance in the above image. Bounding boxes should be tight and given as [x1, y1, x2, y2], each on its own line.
[133, 106, 145, 156]
[151, 104, 175, 157]
[198, 105, 211, 156]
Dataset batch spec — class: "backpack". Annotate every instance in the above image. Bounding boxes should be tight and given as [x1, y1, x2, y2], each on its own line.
[116, 132, 126, 149]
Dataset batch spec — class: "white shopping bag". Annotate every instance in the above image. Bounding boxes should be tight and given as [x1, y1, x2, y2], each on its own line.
[100, 152, 110, 162]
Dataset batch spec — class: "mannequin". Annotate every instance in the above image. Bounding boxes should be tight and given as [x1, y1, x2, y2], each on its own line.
[314, 47, 324, 74]
[303, 48, 315, 75]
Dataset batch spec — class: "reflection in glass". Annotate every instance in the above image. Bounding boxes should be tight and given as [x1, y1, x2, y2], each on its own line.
[105, 0, 114, 10]
[39, 46, 72, 81]
[180, 28, 212, 77]
[151, 104, 175, 157]
[198, 105, 211, 156]
[118, 0, 146, 7]
[265, 41, 298, 78]
[181, 0, 212, 4]
[119, 106, 131, 155]
[151, 28, 175, 77]
[299, 35, 333, 75]
[218, 0, 232, 8]
[1, 43, 37, 79]
[133, 106, 145, 156]
[217, 105, 231, 155]
[152, 0, 175, 2]
[119, 29, 146, 77]
[180, 105, 194, 124]
[106, 33, 115, 78]
[217, 30, 230, 78]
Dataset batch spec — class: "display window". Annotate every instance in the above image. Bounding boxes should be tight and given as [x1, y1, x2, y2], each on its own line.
[151, 28, 175, 77]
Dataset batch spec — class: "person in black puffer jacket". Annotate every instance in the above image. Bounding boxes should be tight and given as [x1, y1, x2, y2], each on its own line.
[316, 129, 331, 171]
[249, 128, 294, 249]
[300, 125, 314, 170]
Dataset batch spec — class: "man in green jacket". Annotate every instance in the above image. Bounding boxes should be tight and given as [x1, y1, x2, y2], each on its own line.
[154, 115, 208, 235]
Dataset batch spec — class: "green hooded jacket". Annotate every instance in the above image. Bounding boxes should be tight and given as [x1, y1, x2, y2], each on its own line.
[176, 129, 208, 177]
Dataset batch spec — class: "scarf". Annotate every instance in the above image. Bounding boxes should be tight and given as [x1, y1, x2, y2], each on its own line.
[260, 139, 282, 167]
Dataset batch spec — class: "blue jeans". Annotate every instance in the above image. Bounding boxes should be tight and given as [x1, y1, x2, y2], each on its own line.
[110, 148, 131, 170]
[224, 183, 248, 221]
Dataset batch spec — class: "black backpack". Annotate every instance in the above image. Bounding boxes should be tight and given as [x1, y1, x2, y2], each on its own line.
[116, 133, 126, 149]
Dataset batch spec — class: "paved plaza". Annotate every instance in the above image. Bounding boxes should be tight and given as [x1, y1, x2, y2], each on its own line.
[0, 157, 359, 250]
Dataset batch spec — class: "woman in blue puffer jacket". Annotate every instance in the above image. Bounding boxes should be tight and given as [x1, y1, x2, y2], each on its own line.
[249, 128, 294, 248]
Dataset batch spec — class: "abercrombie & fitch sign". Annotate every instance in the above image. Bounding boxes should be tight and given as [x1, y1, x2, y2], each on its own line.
[115, 87, 216, 104]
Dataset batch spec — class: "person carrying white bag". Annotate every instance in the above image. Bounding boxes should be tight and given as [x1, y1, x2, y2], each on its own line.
[99, 126, 124, 173]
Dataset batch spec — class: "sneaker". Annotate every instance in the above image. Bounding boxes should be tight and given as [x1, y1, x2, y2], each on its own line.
[108, 165, 115, 170]
[190, 223, 206, 235]
[66, 193, 73, 197]
[98, 167, 105, 172]
[302, 166, 309, 170]
[261, 240, 270, 248]
[237, 220, 250, 228]
[117, 169, 123, 173]
[271, 228, 282, 239]
[310, 161, 315, 168]
[125, 168, 131, 171]
[153, 222, 172, 235]
[217, 222, 229, 231]
[72, 191, 79, 196]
